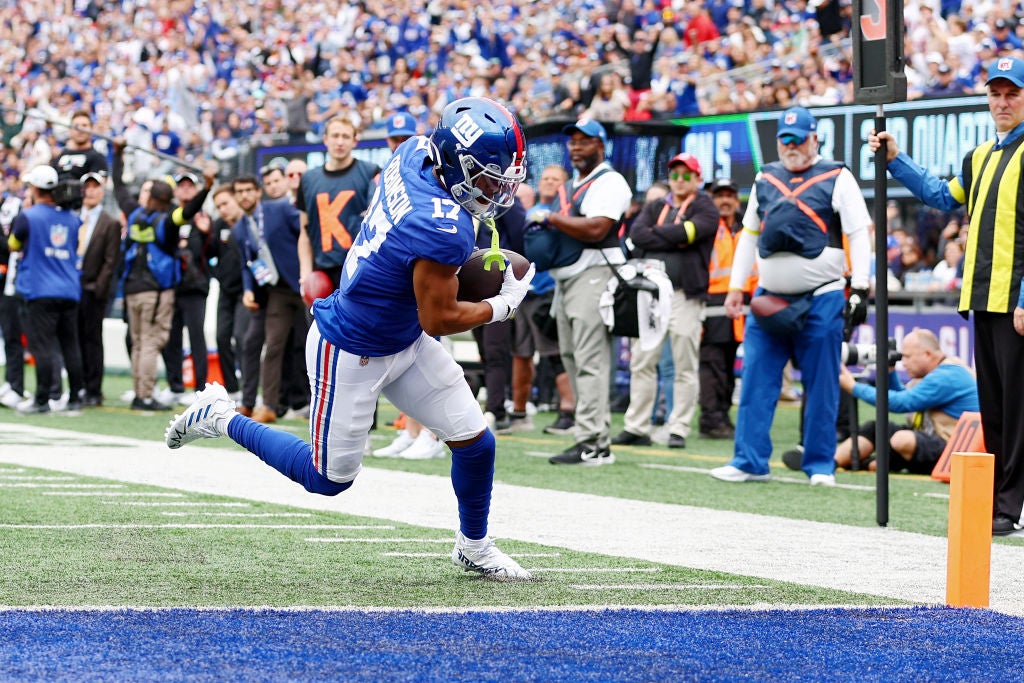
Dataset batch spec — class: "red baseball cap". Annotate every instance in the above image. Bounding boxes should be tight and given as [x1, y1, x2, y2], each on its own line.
[668, 152, 702, 175]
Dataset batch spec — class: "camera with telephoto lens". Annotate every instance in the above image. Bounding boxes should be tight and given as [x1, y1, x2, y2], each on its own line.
[52, 179, 83, 210]
[841, 337, 902, 367]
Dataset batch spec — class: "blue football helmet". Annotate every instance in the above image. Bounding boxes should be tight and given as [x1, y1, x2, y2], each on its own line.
[429, 97, 527, 219]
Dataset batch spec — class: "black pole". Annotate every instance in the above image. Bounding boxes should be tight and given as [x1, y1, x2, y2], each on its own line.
[874, 105, 890, 527]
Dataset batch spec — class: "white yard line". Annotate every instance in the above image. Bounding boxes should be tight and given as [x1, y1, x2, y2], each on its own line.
[159, 512, 314, 518]
[3, 424, 1024, 615]
[305, 537, 450, 543]
[568, 584, 769, 591]
[0, 524, 397, 530]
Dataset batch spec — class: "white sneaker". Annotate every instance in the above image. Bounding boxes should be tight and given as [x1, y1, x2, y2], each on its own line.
[158, 387, 184, 406]
[497, 414, 533, 433]
[397, 430, 446, 460]
[451, 531, 533, 582]
[120, 388, 136, 403]
[810, 473, 836, 487]
[0, 384, 22, 409]
[372, 430, 415, 457]
[165, 383, 236, 449]
[709, 465, 771, 483]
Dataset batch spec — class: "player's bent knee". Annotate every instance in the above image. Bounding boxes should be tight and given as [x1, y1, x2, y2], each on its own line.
[305, 474, 353, 496]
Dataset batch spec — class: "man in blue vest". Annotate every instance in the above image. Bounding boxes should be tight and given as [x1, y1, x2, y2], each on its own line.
[527, 119, 633, 466]
[8, 165, 85, 414]
[712, 106, 872, 486]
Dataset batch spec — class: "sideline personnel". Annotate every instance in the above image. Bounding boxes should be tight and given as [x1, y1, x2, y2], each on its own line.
[711, 106, 872, 486]
[869, 57, 1024, 535]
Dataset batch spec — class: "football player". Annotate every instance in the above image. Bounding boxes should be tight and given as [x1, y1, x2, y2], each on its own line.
[166, 98, 536, 581]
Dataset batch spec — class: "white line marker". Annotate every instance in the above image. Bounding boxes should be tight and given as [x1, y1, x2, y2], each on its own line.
[306, 537, 448, 543]
[160, 512, 315, 518]
[100, 501, 252, 507]
[0, 603, 913, 614]
[641, 464, 876, 491]
[381, 552, 563, 558]
[570, 584, 770, 591]
[923, 492, 950, 500]
[0, 468, 26, 473]
[530, 567, 662, 574]
[41, 492, 185, 497]
[0, 475, 76, 481]
[0, 524, 395, 530]
[0, 483, 126, 489]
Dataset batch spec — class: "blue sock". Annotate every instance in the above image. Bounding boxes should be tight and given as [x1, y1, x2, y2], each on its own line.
[226, 415, 351, 496]
[449, 429, 495, 540]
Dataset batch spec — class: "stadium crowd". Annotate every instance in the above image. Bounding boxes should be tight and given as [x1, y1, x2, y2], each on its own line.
[0, 1, 985, 423]
[1, 0, 1022, 183]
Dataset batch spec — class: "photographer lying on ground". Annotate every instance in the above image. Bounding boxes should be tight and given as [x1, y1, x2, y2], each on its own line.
[832, 329, 978, 474]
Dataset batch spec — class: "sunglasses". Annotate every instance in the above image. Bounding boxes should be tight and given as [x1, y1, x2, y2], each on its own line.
[779, 134, 807, 146]
[669, 170, 694, 181]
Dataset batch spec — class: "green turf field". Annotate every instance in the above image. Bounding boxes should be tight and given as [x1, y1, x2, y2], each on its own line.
[1, 370, 1020, 613]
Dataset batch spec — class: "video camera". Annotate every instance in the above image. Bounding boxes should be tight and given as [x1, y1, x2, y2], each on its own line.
[841, 337, 902, 367]
[52, 179, 83, 210]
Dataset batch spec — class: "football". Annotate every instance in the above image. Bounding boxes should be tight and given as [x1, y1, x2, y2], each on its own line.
[301, 270, 335, 307]
[456, 248, 531, 302]
[750, 294, 791, 318]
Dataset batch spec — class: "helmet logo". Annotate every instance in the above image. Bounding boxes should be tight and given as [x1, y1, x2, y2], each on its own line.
[451, 113, 484, 147]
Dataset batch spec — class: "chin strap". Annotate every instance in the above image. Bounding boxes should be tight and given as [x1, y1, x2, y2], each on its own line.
[482, 218, 506, 271]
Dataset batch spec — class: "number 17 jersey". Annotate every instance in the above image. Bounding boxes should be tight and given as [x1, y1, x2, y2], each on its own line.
[312, 136, 476, 357]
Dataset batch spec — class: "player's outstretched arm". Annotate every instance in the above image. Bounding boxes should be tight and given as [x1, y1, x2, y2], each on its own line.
[413, 258, 495, 336]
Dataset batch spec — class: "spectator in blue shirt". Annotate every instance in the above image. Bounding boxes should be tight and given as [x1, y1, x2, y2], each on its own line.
[832, 329, 979, 474]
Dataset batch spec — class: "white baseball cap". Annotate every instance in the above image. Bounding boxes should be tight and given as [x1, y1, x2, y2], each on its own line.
[21, 165, 58, 190]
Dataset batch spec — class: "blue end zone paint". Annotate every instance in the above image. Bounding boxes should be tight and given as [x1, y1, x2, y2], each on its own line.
[2, 607, 1022, 681]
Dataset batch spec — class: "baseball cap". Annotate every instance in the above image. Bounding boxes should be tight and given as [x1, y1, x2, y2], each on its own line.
[259, 156, 289, 176]
[667, 152, 702, 175]
[386, 112, 417, 138]
[987, 57, 1024, 87]
[937, 64, 952, 75]
[173, 172, 200, 186]
[995, 18, 1011, 29]
[777, 106, 817, 141]
[81, 171, 107, 184]
[562, 118, 608, 147]
[706, 178, 739, 194]
[21, 165, 58, 190]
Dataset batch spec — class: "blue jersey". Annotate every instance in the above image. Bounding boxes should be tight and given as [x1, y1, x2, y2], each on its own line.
[313, 136, 475, 356]
[11, 204, 82, 302]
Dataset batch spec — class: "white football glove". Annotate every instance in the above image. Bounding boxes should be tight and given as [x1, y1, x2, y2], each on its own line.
[484, 261, 536, 323]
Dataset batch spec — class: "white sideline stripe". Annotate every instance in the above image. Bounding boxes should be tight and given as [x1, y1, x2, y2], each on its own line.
[42, 492, 185, 497]
[0, 475, 76, 481]
[0, 483, 125, 489]
[0, 524, 393, 530]
[0, 467, 26, 472]
[101, 501, 252, 507]
[0, 603, 916, 614]
[306, 537, 450, 544]
[923, 492, 950, 500]
[570, 584, 768, 591]
[641, 464, 876, 491]
[381, 552, 563, 558]
[160, 512, 315, 518]
[530, 567, 662, 574]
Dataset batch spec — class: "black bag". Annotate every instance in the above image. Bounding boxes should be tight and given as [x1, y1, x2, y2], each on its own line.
[609, 275, 660, 338]
[529, 290, 558, 340]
